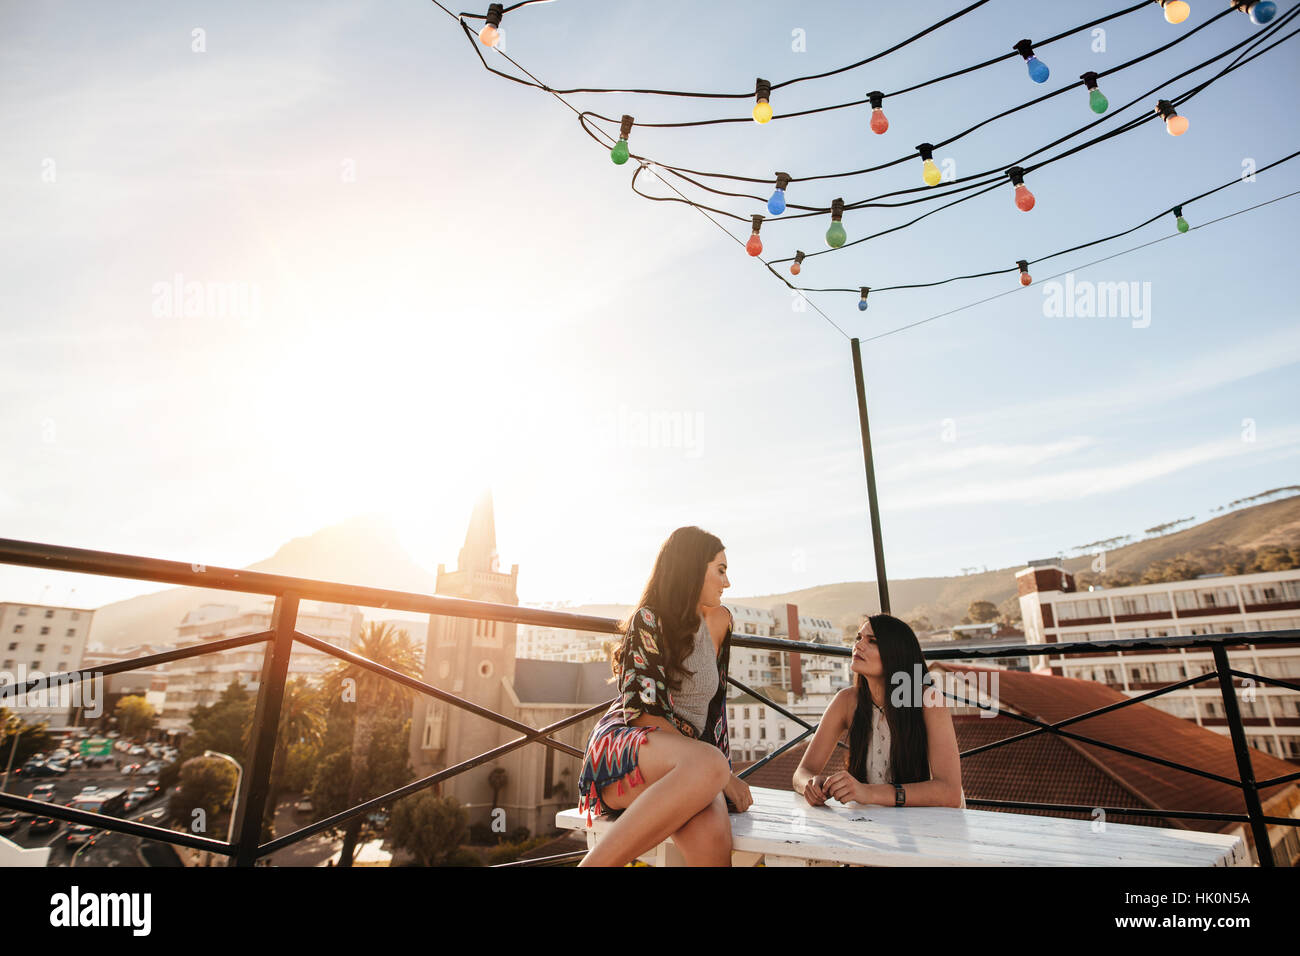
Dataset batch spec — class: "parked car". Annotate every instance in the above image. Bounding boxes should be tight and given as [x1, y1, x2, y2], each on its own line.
[294, 798, 313, 815]
[28, 816, 60, 835]
[30, 783, 57, 799]
[0, 813, 21, 834]
[79, 785, 99, 795]
[143, 779, 162, 793]
[68, 757, 85, 769]
[120, 763, 142, 776]
[129, 787, 153, 804]
[21, 762, 66, 778]
[128, 746, 146, 756]
[140, 762, 162, 776]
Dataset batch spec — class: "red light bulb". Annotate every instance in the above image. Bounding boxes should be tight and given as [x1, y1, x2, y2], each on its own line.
[1020, 271, 1032, 287]
[746, 233, 763, 257]
[870, 108, 889, 135]
[790, 261, 801, 275]
[1014, 184, 1035, 212]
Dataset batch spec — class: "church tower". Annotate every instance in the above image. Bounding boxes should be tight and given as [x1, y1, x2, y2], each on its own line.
[410, 490, 520, 816]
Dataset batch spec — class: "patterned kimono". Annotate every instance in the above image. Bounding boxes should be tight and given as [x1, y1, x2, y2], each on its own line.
[576, 605, 732, 824]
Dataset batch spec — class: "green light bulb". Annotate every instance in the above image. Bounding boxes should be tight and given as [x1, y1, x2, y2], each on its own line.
[1176, 215, 1189, 233]
[610, 139, 629, 165]
[1089, 88, 1108, 114]
[825, 221, 846, 248]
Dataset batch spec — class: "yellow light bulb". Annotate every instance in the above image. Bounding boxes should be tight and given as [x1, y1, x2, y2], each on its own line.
[1163, 1, 1191, 24]
[753, 99, 772, 124]
[922, 159, 942, 186]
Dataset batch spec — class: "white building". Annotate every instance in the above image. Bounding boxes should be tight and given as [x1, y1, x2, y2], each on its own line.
[1017, 561, 1300, 762]
[157, 600, 363, 736]
[0, 602, 94, 730]
[516, 622, 610, 663]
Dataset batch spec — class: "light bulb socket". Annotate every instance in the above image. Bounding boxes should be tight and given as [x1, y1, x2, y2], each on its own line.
[859, 287, 871, 300]
[1173, 204, 1184, 217]
[751, 215, 764, 234]
[774, 172, 791, 191]
[1080, 71, 1100, 91]
[1017, 259, 1030, 274]
[1007, 166, 1027, 186]
[755, 78, 772, 102]
[1155, 99, 1178, 120]
[916, 143, 936, 162]
[484, 3, 503, 29]
[618, 115, 635, 140]
[867, 90, 885, 109]
[1013, 39, 1037, 61]
[1229, 0, 1251, 10]
[830, 198, 845, 222]
[793, 251, 806, 265]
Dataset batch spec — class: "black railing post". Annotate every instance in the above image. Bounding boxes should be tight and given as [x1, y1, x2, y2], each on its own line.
[1211, 644, 1273, 866]
[228, 592, 299, 866]
[850, 337, 890, 614]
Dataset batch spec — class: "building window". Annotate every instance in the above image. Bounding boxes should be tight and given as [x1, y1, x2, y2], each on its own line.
[779, 726, 787, 740]
[758, 706, 766, 719]
[743, 707, 750, 719]
[35, 644, 46, 653]
[759, 727, 767, 740]
[44, 609, 54, 618]
[39, 627, 49, 636]
[743, 727, 751, 739]
[17, 607, 27, 617]
[65, 629, 76, 637]
[71, 612, 80, 621]
[11, 626, 20, 635]
[478, 660, 494, 679]
[6, 642, 15, 651]
[61, 645, 70, 654]
[57, 661, 66, 671]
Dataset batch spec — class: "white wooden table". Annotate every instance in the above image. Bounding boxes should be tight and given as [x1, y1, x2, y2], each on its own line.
[556, 786, 1249, 866]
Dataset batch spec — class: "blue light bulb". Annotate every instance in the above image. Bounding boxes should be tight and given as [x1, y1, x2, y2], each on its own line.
[857, 299, 868, 312]
[767, 188, 786, 216]
[1251, 1, 1277, 24]
[1026, 56, 1050, 83]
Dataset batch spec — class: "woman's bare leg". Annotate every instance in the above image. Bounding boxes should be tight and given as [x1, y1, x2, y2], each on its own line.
[670, 792, 731, 866]
[578, 733, 730, 867]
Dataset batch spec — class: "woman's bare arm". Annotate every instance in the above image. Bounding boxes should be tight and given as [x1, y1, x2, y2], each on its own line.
[792, 688, 852, 805]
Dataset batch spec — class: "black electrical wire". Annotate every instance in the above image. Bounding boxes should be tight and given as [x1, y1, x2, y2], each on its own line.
[790, 149, 1300, 295]
[858, 187, 1300, 344]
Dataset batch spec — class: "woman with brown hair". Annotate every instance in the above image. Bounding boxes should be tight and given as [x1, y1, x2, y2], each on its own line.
[576, 526, 751, 867]
[793, 613, 964, 809]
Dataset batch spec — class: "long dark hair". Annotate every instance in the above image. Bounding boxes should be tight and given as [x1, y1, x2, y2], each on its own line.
[614, 526, 724, 691]
[846, 614, 932, 785]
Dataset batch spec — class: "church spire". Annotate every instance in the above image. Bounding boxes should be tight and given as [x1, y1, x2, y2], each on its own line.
[458, 488, 499, 573]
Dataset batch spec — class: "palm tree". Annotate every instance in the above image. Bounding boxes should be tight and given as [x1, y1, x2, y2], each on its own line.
[321, 622, 421, 867]
[241, 678, 326, 838]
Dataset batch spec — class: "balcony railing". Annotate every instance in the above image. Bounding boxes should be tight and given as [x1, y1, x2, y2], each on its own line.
[0, 536, 1297, 867]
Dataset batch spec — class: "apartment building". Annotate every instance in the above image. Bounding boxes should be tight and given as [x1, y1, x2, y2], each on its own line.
[0, 602, 94, 730]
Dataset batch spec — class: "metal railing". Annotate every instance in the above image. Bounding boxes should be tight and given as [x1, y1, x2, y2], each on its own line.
[0, 536, 1296, 867]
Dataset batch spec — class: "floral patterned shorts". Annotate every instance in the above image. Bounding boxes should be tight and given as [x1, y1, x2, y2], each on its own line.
[576, 707, 659, 825]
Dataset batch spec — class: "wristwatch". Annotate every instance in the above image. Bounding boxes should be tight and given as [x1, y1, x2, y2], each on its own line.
[894, 784, 906, 806]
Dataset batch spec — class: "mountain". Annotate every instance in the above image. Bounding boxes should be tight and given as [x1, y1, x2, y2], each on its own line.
[87, 494, 1300, 651]
[87, 513, 437, 650]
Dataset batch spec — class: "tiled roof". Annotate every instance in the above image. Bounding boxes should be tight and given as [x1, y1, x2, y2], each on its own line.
[735, 664, 1299, 836]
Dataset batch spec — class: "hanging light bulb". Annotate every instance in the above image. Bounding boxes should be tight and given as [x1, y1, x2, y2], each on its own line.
[1159, 0, 1192, 23]
[858, 287, 871, 312]
[479, 3, 504, 47]
[1232, 0, 1277, 24]
[1017, 260, 1032, 286]
[768, 172, 791, 215]
[753, 78, 773, 124]
[1080, 71, 1109, 114]
[1014, 39, 1050, 83]
[790, 250, 806, 276]
[610, 115, 633, 165]
[1173, 204, 1190, 233]
[746, 215, 764, 257]
[916, 143, 942, 186]
[867, 91, 889, 134]
[1155, 99, 1189, 135]
[825, 198, 847, 248]
[1007, 167, 1035, 212]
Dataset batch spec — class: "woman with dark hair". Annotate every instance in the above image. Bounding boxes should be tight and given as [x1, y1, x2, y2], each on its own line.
[793, 614, 964, 809]
[576, 526, 751, 867]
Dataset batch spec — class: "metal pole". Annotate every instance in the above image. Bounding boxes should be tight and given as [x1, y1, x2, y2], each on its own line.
[1, 721, 21, 793]
[850, 337, 890, 615]
[204, 750, 244, 847]
[1211, 645, 1273, 866]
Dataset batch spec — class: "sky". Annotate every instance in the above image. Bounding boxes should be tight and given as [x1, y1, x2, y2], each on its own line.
[1, 0, 1298, 612]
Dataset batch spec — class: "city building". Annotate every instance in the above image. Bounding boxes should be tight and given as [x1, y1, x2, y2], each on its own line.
[1017, 561, 1300, 763]
[0, 602, 94, 731]
[921, 622, 1033, 672]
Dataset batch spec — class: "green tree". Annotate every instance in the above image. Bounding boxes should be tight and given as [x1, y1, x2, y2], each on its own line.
[184, 680, 256, 765]
[114, 695, 157, 738]
[389, 790, 469, 866]
[169, 755, 239, 837]
[253, 678, 325, 838]
[0, 710, 55, 770]
[966, 601, 999, 624]
[318, 622, 420, 866]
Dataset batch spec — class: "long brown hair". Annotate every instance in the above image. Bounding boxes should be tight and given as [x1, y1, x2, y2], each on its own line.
[614, 526, 724, 691]
[846, 614, 932, 785]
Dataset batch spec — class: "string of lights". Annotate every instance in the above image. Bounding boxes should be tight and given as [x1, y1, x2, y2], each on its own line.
[857, 185, 1300, 344]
